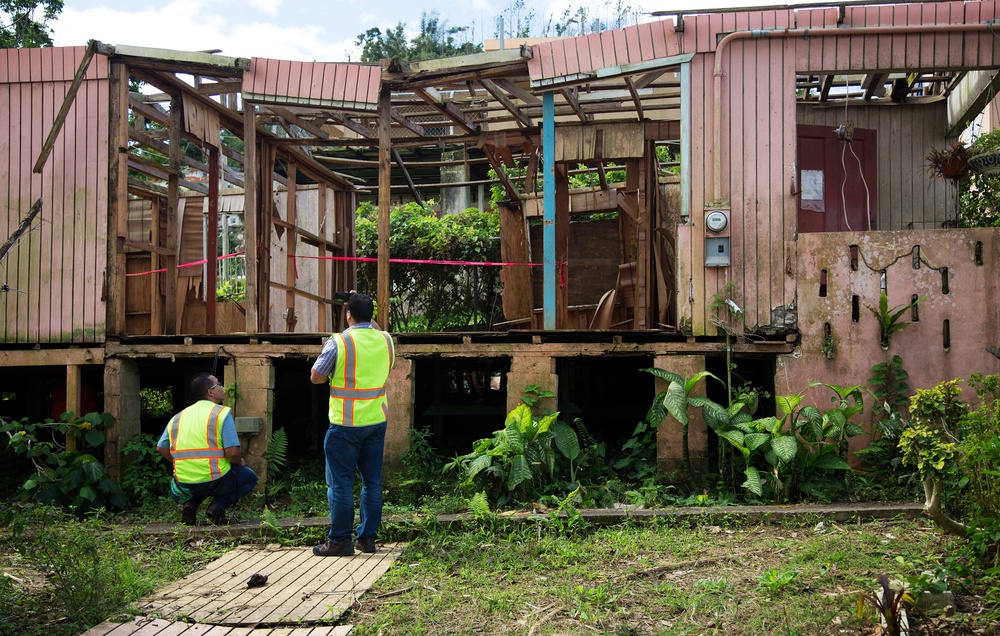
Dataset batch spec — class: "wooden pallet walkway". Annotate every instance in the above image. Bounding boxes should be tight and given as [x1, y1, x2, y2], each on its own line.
[80, 620, 352, 636]
[79, 543, 402, 636]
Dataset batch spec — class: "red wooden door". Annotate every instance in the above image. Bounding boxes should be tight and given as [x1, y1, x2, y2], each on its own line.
[797, 124, 877, 233]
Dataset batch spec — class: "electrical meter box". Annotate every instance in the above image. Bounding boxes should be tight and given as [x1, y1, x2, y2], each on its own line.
[234, 416, 263, 435]
[705, 237, 731, 267]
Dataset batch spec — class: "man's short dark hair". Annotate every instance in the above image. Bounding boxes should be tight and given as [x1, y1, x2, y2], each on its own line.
[347, 293, 375, 322]
[191, 372, 214, 400]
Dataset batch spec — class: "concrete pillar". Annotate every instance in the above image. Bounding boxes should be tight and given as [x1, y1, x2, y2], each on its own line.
[506, 353, 558, 415]
[103, 357, 140, 480]
[384, 357, 414, 473]
[653, 355, 709, 476]
[229, 356, 273, 486]
[440, 149, 470, 215]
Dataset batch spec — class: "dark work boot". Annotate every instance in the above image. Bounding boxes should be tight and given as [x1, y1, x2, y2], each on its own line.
[205, 503, 230, 525]
[356, 537, 377, 553]
[313, 539, 354, 557]
[181, 502, 197, 526]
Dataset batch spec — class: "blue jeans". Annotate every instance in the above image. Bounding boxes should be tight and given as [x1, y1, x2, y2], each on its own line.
[171, 464, 258, 512]
[324, 422, 386, 542]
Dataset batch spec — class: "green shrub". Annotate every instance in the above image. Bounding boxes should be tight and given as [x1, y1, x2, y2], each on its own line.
[119, 433, 171, 508]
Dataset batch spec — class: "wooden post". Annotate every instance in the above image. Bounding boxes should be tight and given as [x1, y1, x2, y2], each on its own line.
[65, 365, 81, 451]
[317, 184, 328, 332]
[107, 62, 129, 337]
[377, 87, 391, 329]
[207, 145, 220, 334]
[243, 101, 258, 333]
[542, 92, 555, 330]
[103, 357, 140, 481]
[166, 95, 181, 334]
[285, 161, 298, 332]
[150, 198, 163, 334]
[556, 163, 570, 329]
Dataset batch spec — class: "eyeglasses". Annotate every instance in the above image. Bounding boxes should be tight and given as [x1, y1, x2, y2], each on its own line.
[210, 383, 223, 390]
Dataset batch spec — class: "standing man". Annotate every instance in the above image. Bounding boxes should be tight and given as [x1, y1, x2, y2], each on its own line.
[310, 292, 395, 556]
[157, 372, 258, 525]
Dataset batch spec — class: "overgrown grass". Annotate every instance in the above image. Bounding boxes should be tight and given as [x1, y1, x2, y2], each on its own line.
[352, 516, 992, 635]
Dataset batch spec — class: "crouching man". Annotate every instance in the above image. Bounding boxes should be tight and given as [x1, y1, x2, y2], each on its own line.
[156, 372, 258, 525]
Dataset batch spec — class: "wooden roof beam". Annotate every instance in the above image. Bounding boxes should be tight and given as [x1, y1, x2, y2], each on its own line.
[560, 87, 589, 123]
[482, 145, 521, 204]
[624, 77, 643, 121]
[632, 69, 666, 90]
[392, 148, 424, 206]
[412, 87, 480, 134]
[861, 73, 886, 100]
[492, 78, 541, 105]
[391, 109, 426, 137]
[819, 74, 835, 101]
[480, 79, 534, 128]
[326, 111, 377, 139]
[267, 106, 330, 139]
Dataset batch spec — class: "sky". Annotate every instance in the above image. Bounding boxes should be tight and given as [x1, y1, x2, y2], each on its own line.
[49, 0, 778, 63]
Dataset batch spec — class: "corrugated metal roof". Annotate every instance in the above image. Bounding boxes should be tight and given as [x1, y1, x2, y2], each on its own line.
[242, 57, 381, 111]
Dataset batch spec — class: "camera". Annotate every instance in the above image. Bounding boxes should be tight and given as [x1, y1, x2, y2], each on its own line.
[333, 291, 352, 303]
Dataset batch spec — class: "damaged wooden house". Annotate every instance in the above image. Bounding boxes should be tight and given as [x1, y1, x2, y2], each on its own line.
[1, 0, 999, 482]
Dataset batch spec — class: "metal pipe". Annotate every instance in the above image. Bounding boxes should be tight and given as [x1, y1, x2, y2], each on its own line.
[712, 22, 994, 203]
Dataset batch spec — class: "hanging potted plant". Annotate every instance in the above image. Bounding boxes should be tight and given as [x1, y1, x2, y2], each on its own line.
[968, 130, 1000, 176]
[925, 141, 971, 180]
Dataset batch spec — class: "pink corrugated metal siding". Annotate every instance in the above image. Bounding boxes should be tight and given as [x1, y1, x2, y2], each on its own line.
[0, 46, 109, 344]
[242, 57, 380, 109]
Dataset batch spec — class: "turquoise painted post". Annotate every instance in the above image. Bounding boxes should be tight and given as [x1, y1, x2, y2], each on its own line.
[543, 91, 555, 330]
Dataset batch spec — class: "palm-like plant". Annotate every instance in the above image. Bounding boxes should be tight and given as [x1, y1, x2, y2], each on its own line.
[642, 369, 721, 483]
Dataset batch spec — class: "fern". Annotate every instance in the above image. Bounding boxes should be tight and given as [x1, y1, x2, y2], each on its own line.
[467, 491, 492, 517]
[261, 506, 279, 531]
[263, 427, 288, 479]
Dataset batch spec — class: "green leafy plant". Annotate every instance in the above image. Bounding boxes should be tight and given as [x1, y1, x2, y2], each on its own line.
[447, 403, 580, 506]
[0, 412, 125, 515]
[216, 277, 246, 302]
[641, 368, 721, 484]
[857, 574, 914, 636]
[925, 141, 971, 180]
[869, 355, 910, 422]
[865, 292, 925, 349]
[756, 568, 799, 593]
[959, 129, 1000, 228]
[119, 432, 172, 507]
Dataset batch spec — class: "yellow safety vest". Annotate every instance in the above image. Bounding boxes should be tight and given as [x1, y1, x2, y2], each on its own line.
[167, 400, 231, 483]
[328, 327, 395, 426]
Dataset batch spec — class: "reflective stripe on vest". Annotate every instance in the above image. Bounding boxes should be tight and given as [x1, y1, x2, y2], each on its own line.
[328, 328, 394, 426]
[168, 401, 231, 483]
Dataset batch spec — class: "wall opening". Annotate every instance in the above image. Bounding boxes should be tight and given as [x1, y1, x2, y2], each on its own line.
[911, 295, 920, 321]
[819, 269, 827, 297]
[413, 357, 510, 457]
[943, 319, 951, 351]
[975, 241, 983, 266]
[912, 245, 921, 269]
[849, 245, 859, 270]
[852, 295, 860, 322]
[941, 267, 950, 294]
[275, 358, 328, 463]
[704, 355, 777, 473]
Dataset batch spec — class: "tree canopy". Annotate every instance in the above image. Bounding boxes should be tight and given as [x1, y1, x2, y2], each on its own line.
[0, 0, 63, 48]
[355, 11, 481, 63]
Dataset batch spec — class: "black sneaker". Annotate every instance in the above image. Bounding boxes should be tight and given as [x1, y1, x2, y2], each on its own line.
[181, 502, 197, 526]
[205, 503, 230, 525]
[356, 537, 377, 553]
[313, 540, 354, 557]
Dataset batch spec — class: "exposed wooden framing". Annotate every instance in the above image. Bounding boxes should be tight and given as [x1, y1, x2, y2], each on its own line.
[271, 217, 342, 251]
[311, 154, 490, 169]
[317, 185, 328, 331]
[0, 348, 105, 366]
[625, 77, 644, 121]
[268, 106, 330, 139]
[497, 201, 532, 322]
[206, 146, 220, 334]
[128, 177, 169, 198]
[64, 365, 81, 450]
[561, 87, 589, 122]
[392, 148, 424, 206]
[862, 73, 887, 100]
[127, 157, 210, 194]
[150, 198, 163, 334]
[382, 48, 531, 87]
[285, 162, 298, 331]
[269, 281, 336, 305]
[633, 69, 666, 90]
[33, 40, 98, 174]
[259, 143, 274, 332]
[524, 147, 539, 194]
[480, 79, 534, 128]
[411, 87, 480, 133]
[493, 78, 541, 105]
[108, 44, 249, 77]
[327, 110, 377, 139]
[129, 127, 245, 188]
[481, 145, 521, 203]
[166, 93, 182, 334]
[243, 103, 259, 332]
[819, 74, 835, 101]
[597, 163, 609, 189]
[122, 238, 174, 257]
[378, 87, 391, 330]
[555, 163, 570, 328]
[108, 62, 130, 337]
[390, 109, 426, 136]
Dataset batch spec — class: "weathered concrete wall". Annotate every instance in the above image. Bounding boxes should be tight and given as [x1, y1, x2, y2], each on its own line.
[385, 358, 414, 473]
[506, 353, 558, 414]
[232, 356, 274, 486]
[780, 228, 1000, 454]
[654, 355, 709, 476]
[103, 357, 140, 480]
